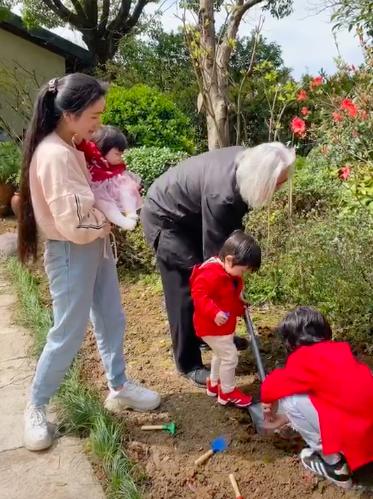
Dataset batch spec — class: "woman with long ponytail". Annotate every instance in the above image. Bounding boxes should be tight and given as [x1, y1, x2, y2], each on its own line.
[20, 74, 160, 451]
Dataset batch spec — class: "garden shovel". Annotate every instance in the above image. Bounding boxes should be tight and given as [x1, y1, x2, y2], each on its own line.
[194, 436, 228, 466]
[141, 422, 176, 435]
[243, 306, 267, 432]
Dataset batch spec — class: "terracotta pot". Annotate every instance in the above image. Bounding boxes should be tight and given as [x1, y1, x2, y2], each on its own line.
[11, 191, 21, 219]
[0, 183, 15, 217]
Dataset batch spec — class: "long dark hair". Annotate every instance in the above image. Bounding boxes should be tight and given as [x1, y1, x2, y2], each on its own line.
[18, 73, 107, 263]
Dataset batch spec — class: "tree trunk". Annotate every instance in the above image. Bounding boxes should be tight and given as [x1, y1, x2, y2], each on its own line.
[206, 92, 230, 150]
[82, 32, 118, 69]
[199, 0, 231, 150]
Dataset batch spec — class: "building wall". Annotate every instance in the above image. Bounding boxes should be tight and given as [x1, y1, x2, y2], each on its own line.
[0, 28, 65, 138]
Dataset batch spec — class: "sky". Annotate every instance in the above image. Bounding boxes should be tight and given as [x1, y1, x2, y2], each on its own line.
[50, 0, 364, 80]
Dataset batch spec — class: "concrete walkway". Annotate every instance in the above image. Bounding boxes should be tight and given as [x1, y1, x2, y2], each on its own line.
[0, 268, 105, 499]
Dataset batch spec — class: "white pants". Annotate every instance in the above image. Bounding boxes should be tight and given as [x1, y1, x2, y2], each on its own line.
[202, 334, 238, 393]
[281, 395, 340, 463]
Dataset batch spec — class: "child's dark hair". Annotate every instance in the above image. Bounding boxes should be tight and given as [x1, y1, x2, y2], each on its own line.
[18, 73, 107, 264]
[92, 125, 128, 156]
[219, 230, 261, 271]
[278, 306, 332, 352]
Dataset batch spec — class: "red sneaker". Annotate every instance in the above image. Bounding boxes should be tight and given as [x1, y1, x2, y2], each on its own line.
[206, 378, 219, 397]
[218, 387, 253, 408]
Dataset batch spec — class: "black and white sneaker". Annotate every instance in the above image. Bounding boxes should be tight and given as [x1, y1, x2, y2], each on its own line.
[300, 448, 352, 489]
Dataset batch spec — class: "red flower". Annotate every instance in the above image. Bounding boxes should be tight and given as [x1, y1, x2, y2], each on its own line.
[310, 76, 324, 89]
[340, 98, 358, 118]
[332, 111, 343, 123]
[301, 107, 310, 116]
[338, 166, 351, 180]
[290, 117, 306, 137]
[297, 89, 308, 101]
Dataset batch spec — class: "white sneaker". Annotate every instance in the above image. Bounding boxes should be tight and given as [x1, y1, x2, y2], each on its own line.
[24, 403, 53, 451]
[104, 381, 161, 412]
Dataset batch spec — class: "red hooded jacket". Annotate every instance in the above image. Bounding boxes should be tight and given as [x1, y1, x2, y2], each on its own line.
[261, 341, 373, 471]
[190, 258, 245, 337]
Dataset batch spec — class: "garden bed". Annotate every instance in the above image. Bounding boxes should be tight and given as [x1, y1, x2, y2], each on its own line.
[80, 274, 373, 498]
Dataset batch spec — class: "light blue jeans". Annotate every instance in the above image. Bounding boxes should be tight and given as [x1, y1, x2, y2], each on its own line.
[31, 238, 127, 406]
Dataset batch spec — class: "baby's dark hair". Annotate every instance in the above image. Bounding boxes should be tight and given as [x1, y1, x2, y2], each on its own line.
[92, 125, 128, 156]
[219, 230, 261, 271]
[278, 306, 332, 352]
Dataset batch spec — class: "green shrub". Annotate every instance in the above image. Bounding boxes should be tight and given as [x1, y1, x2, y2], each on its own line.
[114, 226, 155, 274]
[247, 209, 373, 348]
[0, 141, 21, 184]
[125, 146, 188, 192]
[103, 84, 195, 153]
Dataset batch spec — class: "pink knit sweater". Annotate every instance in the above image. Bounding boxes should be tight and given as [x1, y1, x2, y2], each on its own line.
[30, 132, 109, 244]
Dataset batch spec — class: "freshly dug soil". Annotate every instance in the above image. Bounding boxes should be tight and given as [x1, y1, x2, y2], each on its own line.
[80, 276, 373, 499]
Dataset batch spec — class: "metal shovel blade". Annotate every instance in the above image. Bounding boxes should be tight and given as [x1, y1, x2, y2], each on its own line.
[248, 402, 266, 433]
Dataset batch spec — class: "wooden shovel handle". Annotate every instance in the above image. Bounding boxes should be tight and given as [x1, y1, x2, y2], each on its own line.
[141, 425, 164, 430]
[194, 449, 214, 466]
[229, 473, 243, 498]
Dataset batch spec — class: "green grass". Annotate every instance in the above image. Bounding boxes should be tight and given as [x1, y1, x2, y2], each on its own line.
[6, 259, 51, 356]
[6, 257, 143, 499]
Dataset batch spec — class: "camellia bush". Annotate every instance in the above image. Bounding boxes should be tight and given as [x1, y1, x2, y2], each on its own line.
[289, 44, 373, 212]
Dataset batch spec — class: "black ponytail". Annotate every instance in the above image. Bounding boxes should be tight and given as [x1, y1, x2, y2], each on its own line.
[18, 73, 107, 263]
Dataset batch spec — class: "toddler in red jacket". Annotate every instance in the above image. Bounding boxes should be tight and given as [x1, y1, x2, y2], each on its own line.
[190, 230, 261, 408]
[261, 306, 373, 489]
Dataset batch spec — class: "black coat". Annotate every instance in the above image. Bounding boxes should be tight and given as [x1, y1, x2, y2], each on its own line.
[141, 146, 248, 268]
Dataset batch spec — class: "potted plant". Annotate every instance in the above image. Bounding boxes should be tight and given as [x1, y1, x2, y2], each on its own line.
[0, 141, 21, 217]
[11, 169, 22, 219]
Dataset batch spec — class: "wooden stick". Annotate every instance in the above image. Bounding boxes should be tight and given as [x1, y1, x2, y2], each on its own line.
[141, 425, 164, 431]
[194, 449, 214, 466]
[229, 473, 243, 498]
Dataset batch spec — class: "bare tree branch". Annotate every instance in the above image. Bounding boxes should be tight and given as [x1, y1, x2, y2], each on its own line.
[235, 16, 264, 143]
[69, 0, 86, 20]
[108, 0, 131, 34]
[126, 0, 150, 30]
[217, 0, 263, 71]
[82, 0, 98, 26]
[98, 0, 110, 32]
[41, 0, 82, 27]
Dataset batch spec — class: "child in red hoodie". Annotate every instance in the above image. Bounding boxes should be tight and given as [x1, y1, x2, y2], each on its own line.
[190, 230, 261, 408]
[261, 306, 373, 489]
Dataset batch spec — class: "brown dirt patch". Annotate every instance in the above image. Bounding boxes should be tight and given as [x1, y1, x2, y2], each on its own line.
[0, 215, 17, 235]
[80, 276, 371, 499]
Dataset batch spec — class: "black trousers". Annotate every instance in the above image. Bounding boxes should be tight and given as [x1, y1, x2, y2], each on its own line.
[141, 206, 205, 374]
[157, 258, 204, 374]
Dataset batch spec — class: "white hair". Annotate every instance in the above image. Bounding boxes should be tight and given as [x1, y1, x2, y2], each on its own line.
[236, 142, 296, 209]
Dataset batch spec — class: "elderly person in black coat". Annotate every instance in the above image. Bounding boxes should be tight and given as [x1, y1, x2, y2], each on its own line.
[141, 142, 295, 386]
